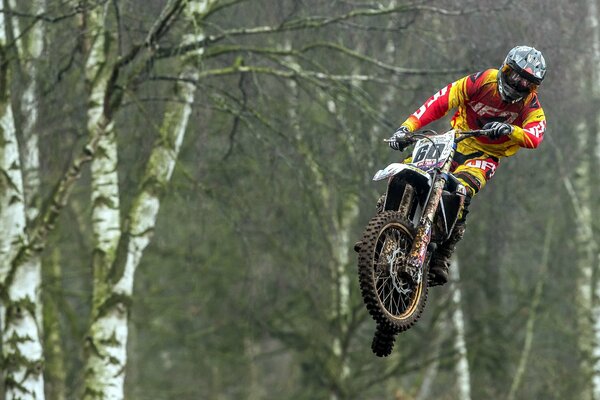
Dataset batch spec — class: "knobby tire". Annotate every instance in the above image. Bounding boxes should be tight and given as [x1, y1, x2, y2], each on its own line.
[371, 324, 396, 357]
[358, 211, 428, 333]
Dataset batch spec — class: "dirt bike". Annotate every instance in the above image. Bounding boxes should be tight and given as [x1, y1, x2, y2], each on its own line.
[355, 128, 494, 357]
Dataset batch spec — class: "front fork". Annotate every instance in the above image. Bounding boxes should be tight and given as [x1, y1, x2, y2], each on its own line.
[406, 157, 454, 281]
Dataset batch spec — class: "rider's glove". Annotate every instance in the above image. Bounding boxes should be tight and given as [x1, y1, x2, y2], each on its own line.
[389, 126, 411, 151]
[483, 121, 513, 140]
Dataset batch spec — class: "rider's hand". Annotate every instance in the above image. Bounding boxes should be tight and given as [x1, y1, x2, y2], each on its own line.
[389, 126, 411, 151]
[483, 121, 513, 139]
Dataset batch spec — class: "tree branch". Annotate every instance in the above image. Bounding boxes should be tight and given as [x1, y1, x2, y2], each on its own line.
[0, 1, 106, 23]
[153, 3, 453, 59]
[202, 0, 250, 20]
[103, 0, 186, 118]
[202, 42, 467, 76]
[151, 65, 390, 84]
[223, 68, 248, 160]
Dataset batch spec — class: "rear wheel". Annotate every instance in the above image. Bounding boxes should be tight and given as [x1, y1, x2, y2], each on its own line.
[371, 324, 396, 357]
[358, 211, 428, 333]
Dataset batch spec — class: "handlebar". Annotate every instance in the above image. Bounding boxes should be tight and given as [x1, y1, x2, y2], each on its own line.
[384, 128, 495, 144]
[455, 129, 495, 142]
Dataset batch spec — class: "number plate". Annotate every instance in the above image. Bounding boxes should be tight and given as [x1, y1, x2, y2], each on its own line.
[410, 131, 455, 170]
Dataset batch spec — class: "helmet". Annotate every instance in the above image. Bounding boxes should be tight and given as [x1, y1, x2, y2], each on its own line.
[498, 46, 546, 103]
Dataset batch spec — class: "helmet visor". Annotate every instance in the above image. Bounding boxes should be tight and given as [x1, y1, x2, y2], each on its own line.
[502, 65, 538, 92]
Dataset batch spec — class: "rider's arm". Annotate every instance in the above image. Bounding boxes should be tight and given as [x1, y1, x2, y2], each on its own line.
[509, 96, 546, 149]
[400, 71, 483, 131]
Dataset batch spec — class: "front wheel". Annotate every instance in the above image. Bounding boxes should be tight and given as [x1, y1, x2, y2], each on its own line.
[357, 211, 428, 333]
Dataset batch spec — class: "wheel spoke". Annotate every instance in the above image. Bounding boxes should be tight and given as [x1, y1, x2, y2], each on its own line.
[373, 223, 420, 318]
[359, 212, 427, 333]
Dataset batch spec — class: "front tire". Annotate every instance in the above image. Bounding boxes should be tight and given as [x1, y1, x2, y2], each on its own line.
[358, 211, 428, 333]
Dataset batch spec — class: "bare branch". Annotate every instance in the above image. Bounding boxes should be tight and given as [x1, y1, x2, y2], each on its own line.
[151, 64, 391, 84]
[0, 1, 106, 23]
[202, 42, 467, 76]
[112, 0, 123, 56]
[223, 68, 248, 160]
[103, 0, 186, 118]
[0, 0, 107, 51]
[202, 0, 250, 20]
[143, 0, 186, 48]
[155, 2, 483, 60]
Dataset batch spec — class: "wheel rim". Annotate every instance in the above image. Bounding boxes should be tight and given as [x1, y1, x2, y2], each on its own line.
[372, 223, 422, 320]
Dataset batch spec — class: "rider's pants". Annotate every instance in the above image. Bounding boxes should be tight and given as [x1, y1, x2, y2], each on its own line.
[402, 141, 499, 198]
[451, 141, 500, 197]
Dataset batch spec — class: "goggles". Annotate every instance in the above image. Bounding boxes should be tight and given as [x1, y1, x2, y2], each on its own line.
[502, 65, 538, 92]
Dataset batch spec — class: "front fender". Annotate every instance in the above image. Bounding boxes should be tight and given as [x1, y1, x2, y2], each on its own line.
[375, 164, 433, 218]
[373, 163, 432, 187]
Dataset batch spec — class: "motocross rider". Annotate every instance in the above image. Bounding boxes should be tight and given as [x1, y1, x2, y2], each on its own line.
[389, 45, 547, 286]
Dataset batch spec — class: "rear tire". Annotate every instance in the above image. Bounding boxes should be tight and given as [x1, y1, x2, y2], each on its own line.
[358, 211, 428, 333]
[371, 324, 396, 357]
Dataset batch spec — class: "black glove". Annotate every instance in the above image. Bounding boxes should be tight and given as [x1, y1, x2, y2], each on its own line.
[483, 121, 513, 139]
[389, 126, 411, 151]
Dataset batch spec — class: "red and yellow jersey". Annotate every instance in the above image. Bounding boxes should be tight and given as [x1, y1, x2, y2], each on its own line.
[401, 69, 546, 158]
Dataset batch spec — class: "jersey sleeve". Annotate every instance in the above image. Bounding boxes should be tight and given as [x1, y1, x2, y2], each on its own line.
[509, 96, 546, 149]
[401, 72, 482, 131]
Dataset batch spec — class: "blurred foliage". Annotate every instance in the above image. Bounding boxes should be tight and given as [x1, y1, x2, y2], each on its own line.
[2, 0, 598, 399]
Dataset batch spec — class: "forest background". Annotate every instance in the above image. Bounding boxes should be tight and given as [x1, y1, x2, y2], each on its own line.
[1, 0, 599, 399]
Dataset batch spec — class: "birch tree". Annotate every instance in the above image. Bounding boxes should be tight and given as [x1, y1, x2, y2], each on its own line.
[587, 0, 600, 397]
[450, 258, 472, 400]
[82, 1, 124, 397]
[43, 250, 66, 400]
[1, 0, 184, 397]
[576, 37, 596, 400]
[546, 120, 597, 399]
[283, 43, 349, 396]
[83, 1, 208, 397]
[507, 219, 553, 400]
[562, 3, 600, 396]
[2, 1, 551, 398]
[0, 0, 46, 397]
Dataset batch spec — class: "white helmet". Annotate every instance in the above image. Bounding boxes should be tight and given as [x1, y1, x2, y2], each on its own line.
[498, 46, 546, 103]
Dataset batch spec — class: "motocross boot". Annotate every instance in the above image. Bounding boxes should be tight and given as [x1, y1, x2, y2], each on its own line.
[428, 193, 471, 286]
[428, 222, 466, 286]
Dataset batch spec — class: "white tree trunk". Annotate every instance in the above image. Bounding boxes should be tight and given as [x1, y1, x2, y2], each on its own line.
[85, 66, 198, 400]
[567, 120, 597, 400]
[84, 119, 122, 398]
[0, 88, 45, 400]
[507, 219, 553, 400]
[450, 258, 471, 400]
[114, 65, 197, 297]
[586, 1, 600, 397]
[284, 48, 359, 397]
[44, 250, 67, 400]
[81, 3, 125, 397]
[82, 0, 206, 392]
[1, 0, 46, 397]
[330, 195, 359, 391]
[0, 93, 24, 293]
[416, 311, 449, 400]
[14, 0, 46, 348]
